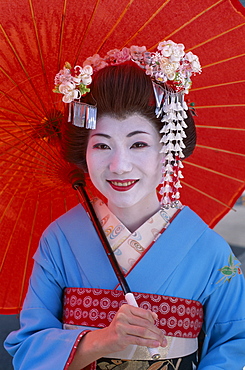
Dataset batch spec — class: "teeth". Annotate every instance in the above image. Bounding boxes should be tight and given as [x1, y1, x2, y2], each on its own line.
[110, 180, 136, 187]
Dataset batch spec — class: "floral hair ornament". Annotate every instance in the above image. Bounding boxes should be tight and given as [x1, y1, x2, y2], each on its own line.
[54, 40, 201, 206]
[53, 62, 97, 129]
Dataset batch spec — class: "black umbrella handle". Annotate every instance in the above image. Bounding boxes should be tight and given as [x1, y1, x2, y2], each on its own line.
[73, 183, 131, 295]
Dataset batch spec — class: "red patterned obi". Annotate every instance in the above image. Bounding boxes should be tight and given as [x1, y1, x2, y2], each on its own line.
[63, 288, 203, 338]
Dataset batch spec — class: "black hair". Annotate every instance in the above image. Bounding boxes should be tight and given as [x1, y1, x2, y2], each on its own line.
[62, 62, 196, 171]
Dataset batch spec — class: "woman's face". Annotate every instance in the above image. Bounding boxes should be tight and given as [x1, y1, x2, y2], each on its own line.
[86, 114, 163, 214]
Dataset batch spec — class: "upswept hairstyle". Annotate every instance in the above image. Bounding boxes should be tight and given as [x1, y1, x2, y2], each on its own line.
[62, 62, 196, 172]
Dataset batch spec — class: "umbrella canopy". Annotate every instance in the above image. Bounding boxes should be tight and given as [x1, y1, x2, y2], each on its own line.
[1, 0, 245, 314]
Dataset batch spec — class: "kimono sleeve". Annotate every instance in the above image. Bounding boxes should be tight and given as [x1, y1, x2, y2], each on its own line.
[198, 244, 245, 369]
[4, 223, 89, 370]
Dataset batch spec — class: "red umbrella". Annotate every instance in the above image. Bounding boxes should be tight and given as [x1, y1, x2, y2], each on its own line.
[1, 0, 245, 314]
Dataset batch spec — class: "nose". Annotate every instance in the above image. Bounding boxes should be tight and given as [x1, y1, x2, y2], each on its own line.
[109, 148, 133, 174]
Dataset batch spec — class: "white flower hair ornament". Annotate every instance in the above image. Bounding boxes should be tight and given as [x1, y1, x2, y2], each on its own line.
[54, 40, 201, 207]
[53, 62, 93, 103]
[53, 62, 97, 129]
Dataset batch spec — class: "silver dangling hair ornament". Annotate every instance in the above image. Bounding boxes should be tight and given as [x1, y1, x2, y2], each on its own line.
[68, 101, 97, 129]
[152, 82, 188, 209]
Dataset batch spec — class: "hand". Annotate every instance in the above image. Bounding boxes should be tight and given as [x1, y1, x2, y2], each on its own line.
[97, 303, 167, 355]
[69, 304, 167, 369]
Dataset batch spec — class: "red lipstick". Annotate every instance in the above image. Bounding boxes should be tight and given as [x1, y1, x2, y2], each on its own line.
[107, 179, 138, 192]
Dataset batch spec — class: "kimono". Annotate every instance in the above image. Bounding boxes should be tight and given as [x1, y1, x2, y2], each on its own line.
[4, 200, 245, 369]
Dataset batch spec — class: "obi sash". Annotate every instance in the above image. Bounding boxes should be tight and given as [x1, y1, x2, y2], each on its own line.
[63, 288, 203, 361]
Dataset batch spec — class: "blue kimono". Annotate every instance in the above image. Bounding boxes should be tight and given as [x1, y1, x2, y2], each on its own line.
[5, 205, 245, 369]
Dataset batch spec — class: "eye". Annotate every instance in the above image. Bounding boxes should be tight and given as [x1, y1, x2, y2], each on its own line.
[92, 143, 111, 150]
[130, 141, 149, 149]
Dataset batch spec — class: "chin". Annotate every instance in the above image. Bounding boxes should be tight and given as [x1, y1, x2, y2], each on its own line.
[107, 196, 139, 209]
[109, 201, 136, 209]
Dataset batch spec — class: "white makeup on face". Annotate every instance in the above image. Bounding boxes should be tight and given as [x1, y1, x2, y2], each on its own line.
[86, 114, 163, 224]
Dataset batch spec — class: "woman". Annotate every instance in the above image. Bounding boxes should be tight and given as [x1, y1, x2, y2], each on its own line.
[5, 42, 245, 369]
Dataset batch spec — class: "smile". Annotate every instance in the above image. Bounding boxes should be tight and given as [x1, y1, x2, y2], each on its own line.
[107, 179, 139, 191]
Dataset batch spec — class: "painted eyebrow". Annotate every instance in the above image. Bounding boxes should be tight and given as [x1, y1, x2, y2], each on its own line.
[127, 130, 150, 137]
[91, 130, 150, 139]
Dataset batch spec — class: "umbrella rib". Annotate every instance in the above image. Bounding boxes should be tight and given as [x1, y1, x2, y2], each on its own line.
[186, 23, 245, 53]
[0, 168, 60, 191]
[202, 53, 245, 69]
[0, 186, 30, 273]
[149, 0, 224, 50]
[196, 144, 245, 157]
[0, 69, 44, 117]
[0, 116, 61, 149]
[28, 0, 54, 108]
[0, 181, 38, 311]
[0, 109, 63, 163]
[0, 131, 61, 148]
[0, 120, 39, 128]
[1, 137, 72, 188]
[0, 105, 42, 121]
[18, 194, 39, 309]
[0, 165, 35, 222]
[184, 160, 244, 183]
[0, 166, 70, 199]
[1, 157, 61, 177]
[0, 171, 51, 182]
[0, 24, 48, 113]
[196, 104, 245, 109]
[192, 79, 245, 92]
[0, 135, 62, 172]
[181, 180, 235, 211]
[0, 25, 28, 77]
[195, 125, 245, 132]
[1, 150, 63, 178]
[96, 0, 135, 52]
[74, 0, 102, 64]
[0, 306, 18, 312]
[57, 0, 68, 69]
[121, 0, 171, 48]
[0, 122, 60, 156]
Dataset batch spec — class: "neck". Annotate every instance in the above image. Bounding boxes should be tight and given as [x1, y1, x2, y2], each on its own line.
[108, 199, 161, 233]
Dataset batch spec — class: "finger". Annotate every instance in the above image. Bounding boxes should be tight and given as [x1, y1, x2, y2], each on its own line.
[115, 305, 166, 346]
[116, 310, 157, 336]
[120, 319, 166, 347]
[123, 304, 157, 324]
[124, 308, 161, 336]
[124, 293, 158, 324]
[123, 331, 164, 349]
